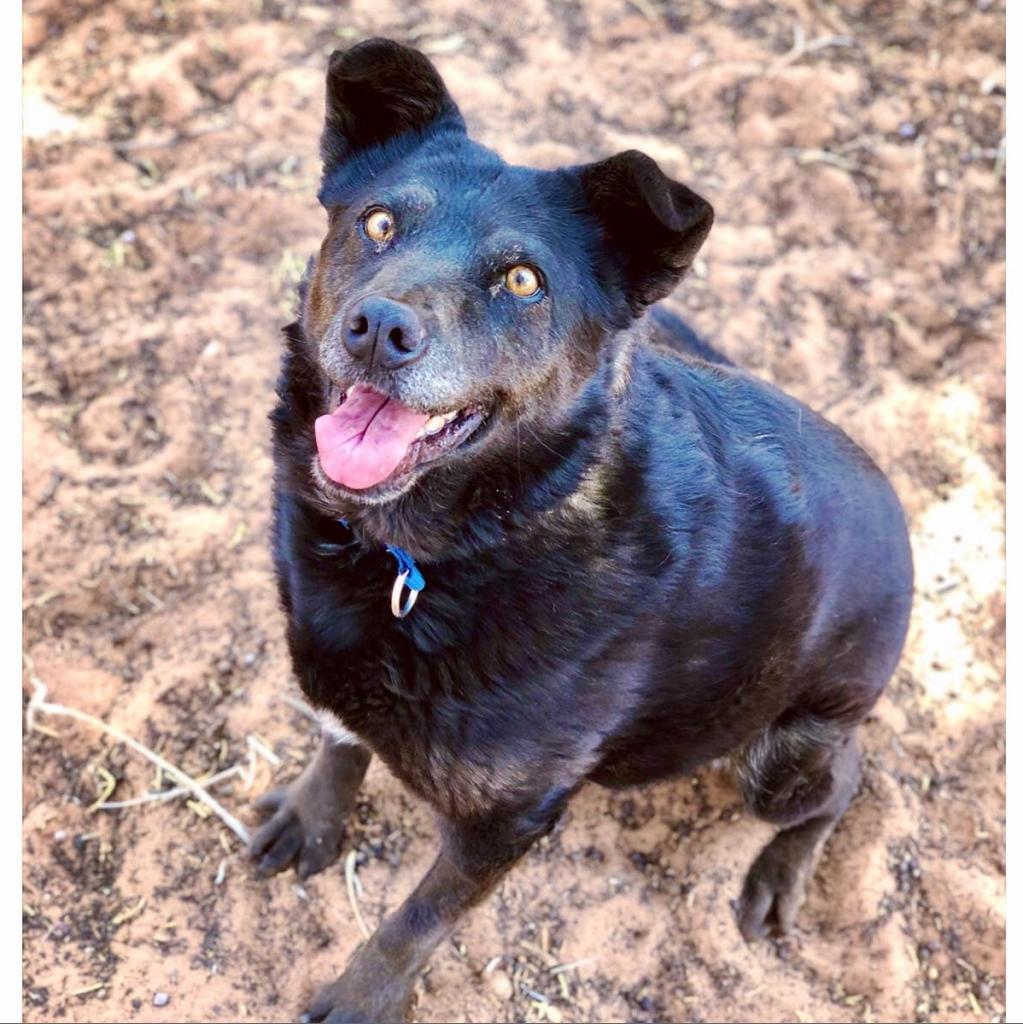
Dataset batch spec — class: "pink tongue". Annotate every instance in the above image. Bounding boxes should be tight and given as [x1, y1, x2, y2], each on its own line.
[315, 383, 430, 490]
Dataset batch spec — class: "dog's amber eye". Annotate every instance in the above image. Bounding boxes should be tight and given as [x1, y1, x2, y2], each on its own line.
[504, 264, 541, 298]
[363, 207, 395, 243]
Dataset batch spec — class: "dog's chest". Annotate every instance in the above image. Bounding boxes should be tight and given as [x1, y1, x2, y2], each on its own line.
[295, 595, 608, 815]
[314, 670, 544, 816]
[287, 521, 655, 812]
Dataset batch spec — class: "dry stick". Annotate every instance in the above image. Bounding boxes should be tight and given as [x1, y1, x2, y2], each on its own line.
[280, 693, 319, 722]
[25, 663, 250, 844]
[770, 22, 856, 75]
[97, 765, 243, 810]
[344, 850, 372, 940]
[789, 147, 870, 175]
[550, 956, 601, 975]
[246, 733, 281, 768]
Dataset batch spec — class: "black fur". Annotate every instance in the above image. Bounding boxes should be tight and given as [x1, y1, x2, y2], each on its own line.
[254, 38, 914, 1022]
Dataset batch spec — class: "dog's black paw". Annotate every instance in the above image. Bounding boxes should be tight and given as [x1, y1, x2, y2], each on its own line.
[299, 968, 412, 1024]
[248, 784, 348, 880]
[736, 831, 815, 941]
[298, 1007, 374, 1024]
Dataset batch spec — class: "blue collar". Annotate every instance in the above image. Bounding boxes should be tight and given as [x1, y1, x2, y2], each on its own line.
[339, 519, 425, 618]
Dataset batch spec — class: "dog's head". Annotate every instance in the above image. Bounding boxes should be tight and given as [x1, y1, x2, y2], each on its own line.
[297, 38, 712, 510]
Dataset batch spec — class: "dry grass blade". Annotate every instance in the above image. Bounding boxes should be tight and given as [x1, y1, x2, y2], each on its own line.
[110, 897, 146, 926]
[280, 693, 319, 721]
[344, 850, 372, 940]
[769, 22, 857, 74]
[787, 146, 874, 176]
[521, 939, 559, 967]
[70, 982, 106, 998]
[550, 955, 601, 975]
[246, 733, 281, 767]
[86, 765, 118, 813]
[97, 765, 242, 809]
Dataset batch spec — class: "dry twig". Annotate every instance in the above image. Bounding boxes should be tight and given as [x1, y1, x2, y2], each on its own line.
[769, 23, 856, 75]
[344, 850, 372, 940]
[25, 656, 250, 844]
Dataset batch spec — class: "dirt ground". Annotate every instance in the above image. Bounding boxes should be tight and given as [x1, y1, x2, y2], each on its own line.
[21, 1, 1005, 1022]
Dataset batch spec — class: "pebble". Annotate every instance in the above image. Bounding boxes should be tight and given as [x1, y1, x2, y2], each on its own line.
[22, 14, 48, 50]
[153, 992, 170, 1008]
[898, 121, 918, 140]
[488, 970, 513, 1000]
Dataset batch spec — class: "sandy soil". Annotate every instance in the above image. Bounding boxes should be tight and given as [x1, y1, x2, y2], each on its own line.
[22, 1, 1005, 1022]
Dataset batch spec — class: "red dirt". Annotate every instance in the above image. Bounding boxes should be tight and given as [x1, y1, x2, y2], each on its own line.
[23, 2, 1005, 1022]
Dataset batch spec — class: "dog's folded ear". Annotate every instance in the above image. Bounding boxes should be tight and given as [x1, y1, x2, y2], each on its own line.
[577, 150, 713, 314]
[321, 38, 465, 171]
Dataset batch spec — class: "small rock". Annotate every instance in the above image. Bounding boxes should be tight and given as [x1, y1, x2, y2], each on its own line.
[153, 992, 170, 1008]
[980, 73, 1004, 96]
[22, 13, 48, 50]
[53, 830, 67, 842]
[421, 33, 465, 56]
[898, 121, 918, 140]
[489, 970, 513, 1000]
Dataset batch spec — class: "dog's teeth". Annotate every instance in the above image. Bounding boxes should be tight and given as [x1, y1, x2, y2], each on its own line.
[443, 410, 458, 423]
[424, 415, 447, 435]
[414, 426, 427, 440]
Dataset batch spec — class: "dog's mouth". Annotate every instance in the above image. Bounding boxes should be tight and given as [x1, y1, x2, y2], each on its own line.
[314, 382, 489, 491]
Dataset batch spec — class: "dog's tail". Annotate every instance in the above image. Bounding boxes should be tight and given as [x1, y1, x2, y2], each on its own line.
[648, 304, 732, 367]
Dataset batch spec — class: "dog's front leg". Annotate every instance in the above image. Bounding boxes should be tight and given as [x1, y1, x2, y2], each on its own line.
[300, 787, 571, 1024]
[250, 734, 371, 879]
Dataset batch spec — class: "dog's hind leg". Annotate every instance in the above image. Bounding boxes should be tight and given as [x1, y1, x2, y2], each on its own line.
[249, 732, 371, 880]
[732, 715, 861, 940]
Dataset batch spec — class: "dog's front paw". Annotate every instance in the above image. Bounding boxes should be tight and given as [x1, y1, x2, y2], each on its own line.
[736, 830, 816, 941]
[299, 967, 413, 1024]
[298, 997, 373, 1024]
[248, 783, 348, 880]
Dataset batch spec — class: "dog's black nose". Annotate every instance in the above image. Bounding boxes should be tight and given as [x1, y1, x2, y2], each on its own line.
[342, 296, 427, 370]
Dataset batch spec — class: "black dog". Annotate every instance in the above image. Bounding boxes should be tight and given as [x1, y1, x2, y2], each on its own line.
[251, 38, 913, 1023]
